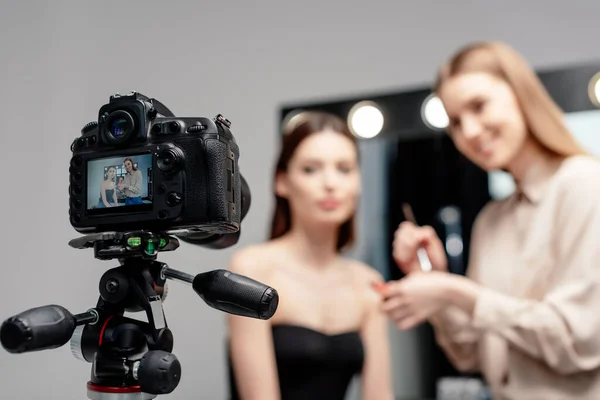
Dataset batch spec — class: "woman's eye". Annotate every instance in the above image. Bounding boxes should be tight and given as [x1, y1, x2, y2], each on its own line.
[302, 166, 316, 173]
[338, 165, 353, 173]
[473, 99, 486, 113]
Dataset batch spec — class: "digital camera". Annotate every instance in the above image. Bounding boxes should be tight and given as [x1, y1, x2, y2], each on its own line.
[68, 92, 249, 247]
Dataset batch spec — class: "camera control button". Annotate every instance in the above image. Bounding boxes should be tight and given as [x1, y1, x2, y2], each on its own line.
[158, 184, 167, 194]
[157, 148, 183, 173]
[215, 114, 231, 128]
[166, 192, 182, 207]
[187, 124, 207, 133]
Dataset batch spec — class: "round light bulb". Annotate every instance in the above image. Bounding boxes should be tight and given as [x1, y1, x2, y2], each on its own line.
[348, 101, 384, 139]
[421, 93, 449, 130]
[281, 109, 307, 134]
[589, 72, 600, 107]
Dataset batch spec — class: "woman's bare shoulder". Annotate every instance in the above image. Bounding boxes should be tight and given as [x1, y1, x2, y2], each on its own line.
[343, 258, 385, 284]
[228, 241, 281, 281]
[342, 259, 386, 319]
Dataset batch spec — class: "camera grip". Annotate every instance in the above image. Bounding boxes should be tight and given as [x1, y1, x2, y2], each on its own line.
[204, 138, 241, 226]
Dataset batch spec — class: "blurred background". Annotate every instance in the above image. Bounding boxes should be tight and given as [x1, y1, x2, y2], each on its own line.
[0, 1, 599, 399]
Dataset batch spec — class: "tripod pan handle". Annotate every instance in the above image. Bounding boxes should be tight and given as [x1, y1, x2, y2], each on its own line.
[193, 269, 279, 320]
[0, 305, 76, 354]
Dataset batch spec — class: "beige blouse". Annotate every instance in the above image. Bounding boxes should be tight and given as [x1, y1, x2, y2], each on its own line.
[430, 154, 600, 400]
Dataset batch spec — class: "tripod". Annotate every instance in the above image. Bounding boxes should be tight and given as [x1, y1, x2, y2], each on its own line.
[0, 230, 279, 400]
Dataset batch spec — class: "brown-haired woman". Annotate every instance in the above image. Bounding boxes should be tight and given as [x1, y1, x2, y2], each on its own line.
[226, 111, 394, 400]
[96, 166, 118, 208]
[382, 41, 600, 399]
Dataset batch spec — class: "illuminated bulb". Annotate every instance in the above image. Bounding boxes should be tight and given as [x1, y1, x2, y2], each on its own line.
[281, 109, 306, 134]
[591, 73, 600, 107]
[421, 94, 449, 130]
[348, 101, 384, 139]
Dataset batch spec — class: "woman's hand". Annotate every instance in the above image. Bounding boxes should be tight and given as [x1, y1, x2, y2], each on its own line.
[392, 221, 448, 274]
[380, 271, 454, 330]
[378, 271, 482, 330]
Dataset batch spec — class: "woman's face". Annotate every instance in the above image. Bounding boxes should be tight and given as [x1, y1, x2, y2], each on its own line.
[108, 168, 115, 180]
[124, 160, 133, 173]
[277, 130, 360, 228]
[439, 72, 529, 171]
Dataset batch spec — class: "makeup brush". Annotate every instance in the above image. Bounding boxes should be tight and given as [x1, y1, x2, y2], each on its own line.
[402, 203, 432, 272]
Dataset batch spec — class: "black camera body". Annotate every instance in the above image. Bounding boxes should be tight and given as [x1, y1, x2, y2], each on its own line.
[69, 92, 245, 241]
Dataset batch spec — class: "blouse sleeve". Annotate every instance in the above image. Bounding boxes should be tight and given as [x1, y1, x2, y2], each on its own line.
[128, 170, 143, 196]
[428, 203, 494, 372]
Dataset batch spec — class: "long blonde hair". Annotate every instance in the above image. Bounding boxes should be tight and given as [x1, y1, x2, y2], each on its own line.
[435, 41, 587, 157]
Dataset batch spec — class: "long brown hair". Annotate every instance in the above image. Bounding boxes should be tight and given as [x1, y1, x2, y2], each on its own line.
[270, 110, 358, 252]
[435, 41, 587, 157]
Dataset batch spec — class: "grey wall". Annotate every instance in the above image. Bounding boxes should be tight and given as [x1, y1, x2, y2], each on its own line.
[1, 1, 599, 399]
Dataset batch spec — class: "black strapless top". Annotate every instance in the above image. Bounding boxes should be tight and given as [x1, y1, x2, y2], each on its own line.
[99, 189, 115, 201]
[228, 325, 364, 400]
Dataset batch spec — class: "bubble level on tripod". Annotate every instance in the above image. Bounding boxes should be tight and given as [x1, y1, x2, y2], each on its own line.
[127, 237, 142, 248]
[146, 241, 155, 254]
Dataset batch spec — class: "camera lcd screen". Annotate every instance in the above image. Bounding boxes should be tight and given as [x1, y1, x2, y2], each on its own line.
[86, 153, 153, 214]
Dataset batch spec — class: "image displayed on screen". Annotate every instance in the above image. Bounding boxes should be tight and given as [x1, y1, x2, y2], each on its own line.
[87, 154, 153, 210]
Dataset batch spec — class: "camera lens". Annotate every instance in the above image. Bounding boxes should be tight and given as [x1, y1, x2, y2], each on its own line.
[104, 110, 135, 144]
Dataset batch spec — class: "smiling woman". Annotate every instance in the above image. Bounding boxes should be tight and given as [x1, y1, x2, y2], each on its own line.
[225, 110, 394, 400]
[383, 41, 600, 400]
[436, 42, 585, 174]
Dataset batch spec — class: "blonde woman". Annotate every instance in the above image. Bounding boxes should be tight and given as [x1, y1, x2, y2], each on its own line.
[382, 41, 600, 400]
[118, 157, 143, 205]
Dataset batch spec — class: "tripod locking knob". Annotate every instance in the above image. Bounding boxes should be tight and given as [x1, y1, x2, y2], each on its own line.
[136, 350, 181, 395]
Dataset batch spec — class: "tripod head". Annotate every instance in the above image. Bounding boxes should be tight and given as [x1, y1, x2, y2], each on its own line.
[0, 230, 279, 399]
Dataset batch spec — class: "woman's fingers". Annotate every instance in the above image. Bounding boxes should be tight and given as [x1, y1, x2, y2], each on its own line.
[381, 295, 405, 313]
[393, 222, 422, 271]
[394, 314, 422, 330]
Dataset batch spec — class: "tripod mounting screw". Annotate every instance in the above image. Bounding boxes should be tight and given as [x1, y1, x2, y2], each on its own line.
[105, 279, 119, 294]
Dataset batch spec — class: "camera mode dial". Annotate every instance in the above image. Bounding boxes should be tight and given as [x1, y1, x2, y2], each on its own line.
[81, 121, 98, 135]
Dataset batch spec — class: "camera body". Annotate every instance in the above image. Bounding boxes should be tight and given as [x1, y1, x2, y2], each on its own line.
[69, 92, 243, 237]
